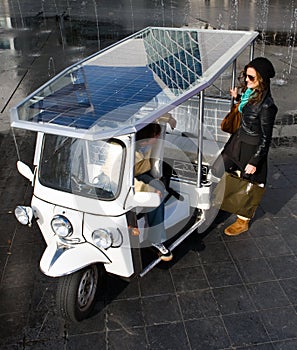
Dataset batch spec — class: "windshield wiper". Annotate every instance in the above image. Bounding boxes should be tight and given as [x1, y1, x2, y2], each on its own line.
[53, 137, 74, 154]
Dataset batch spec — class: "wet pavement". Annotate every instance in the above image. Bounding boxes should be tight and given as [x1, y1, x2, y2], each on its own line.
[0, 134, 297, 350]
[1, 1, 297, 349]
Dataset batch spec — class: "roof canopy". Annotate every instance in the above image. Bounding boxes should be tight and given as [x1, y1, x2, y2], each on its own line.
[10, 27, 258, 140]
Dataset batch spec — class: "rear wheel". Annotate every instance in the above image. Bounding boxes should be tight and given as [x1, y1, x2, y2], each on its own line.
[56, 264, 103, 322]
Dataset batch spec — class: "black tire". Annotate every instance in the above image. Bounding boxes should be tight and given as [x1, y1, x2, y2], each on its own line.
[56, 264, 102, 322]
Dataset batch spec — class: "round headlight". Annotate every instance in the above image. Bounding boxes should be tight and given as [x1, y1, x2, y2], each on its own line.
[15, 206, 33, 226]
[51, 215, 73, 238]
[92, 229, 113, 249]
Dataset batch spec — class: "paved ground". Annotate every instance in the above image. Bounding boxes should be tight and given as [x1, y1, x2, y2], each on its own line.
[0, 132, 297, 350]
[1, 3, 297, 349]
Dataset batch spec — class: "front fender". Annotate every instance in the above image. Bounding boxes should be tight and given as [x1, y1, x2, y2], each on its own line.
[40, 241, 110, 277]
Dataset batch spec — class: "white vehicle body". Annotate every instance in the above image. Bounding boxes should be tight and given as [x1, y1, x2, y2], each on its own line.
[10, 27, 258, 321]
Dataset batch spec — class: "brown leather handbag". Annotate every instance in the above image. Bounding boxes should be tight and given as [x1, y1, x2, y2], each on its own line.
[221, 103, 241, 134]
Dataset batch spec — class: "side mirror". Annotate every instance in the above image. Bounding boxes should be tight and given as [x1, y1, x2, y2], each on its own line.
[126, 191, 161, 209]
[17, 161, 34, 183]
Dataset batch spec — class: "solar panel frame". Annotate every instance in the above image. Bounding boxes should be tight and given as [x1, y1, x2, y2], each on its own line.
[10, 27, 258, 140]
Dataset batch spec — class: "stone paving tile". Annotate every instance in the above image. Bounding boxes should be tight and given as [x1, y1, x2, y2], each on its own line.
[146, 322, 189, 350]
[212, 284, 255, 315]
[0, 286, 33, 315]
[199, 240, 232, 264]
[142, 294, 182, 325]
[226, 239, 263, 261]
[67, 333, 106, 350]
[203, 261, 243, 288]
[108, 327, 148, 350]
[235, 258, 275, 284]
[254, 235, 293, 257]
[139, 268, 175, 297]
[106, 298, 144, 330]
[0, 214, 17, 247]
[185, 317, 231, 349]
[259, 307, 297, 341]
[266, 255, 297, 279]
[272, 339, 297, 349]
[279, 278, 297, 305]
[261, 188, 295, 218]
[246, 281, 291, 310]
[178, 289, 220, 320]
[223, 312, 270, 347]
[248, 216, 281, 237]
[0, 312, 28, 347]
[171, 265, 209, 292]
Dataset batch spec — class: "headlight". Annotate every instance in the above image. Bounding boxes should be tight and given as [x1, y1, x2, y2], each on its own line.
[51, 215, 73, 238]
[15, 206, 33, 226]
[92, 229, 113, 249]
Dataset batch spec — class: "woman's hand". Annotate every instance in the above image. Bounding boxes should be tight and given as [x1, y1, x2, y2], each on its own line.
[168, 116, 176, 130]
[159, 112, 177, 130]
[244, 164, 256, 174]
[230, 87, 238, 99]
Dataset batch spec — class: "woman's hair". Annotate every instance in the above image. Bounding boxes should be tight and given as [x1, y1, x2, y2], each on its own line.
[237, 66, 269, 105]
[136, 123, 161, 141]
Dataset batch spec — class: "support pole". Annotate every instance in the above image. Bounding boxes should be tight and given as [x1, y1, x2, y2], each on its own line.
[250, 40, 255, 61]
[196, 90, 204, 188]
[231, 59, 237, 106]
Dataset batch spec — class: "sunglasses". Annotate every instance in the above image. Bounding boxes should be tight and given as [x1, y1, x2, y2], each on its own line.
[244, 73, 256, 82]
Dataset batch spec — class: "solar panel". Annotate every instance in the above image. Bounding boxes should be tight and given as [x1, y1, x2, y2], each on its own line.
[10, 27, 258, 140]
[29, 65, 162, 129]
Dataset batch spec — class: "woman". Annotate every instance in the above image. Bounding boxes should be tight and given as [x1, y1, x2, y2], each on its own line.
[218, 57, 278, 236]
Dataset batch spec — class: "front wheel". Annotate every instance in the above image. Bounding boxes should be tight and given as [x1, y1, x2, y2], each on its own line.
[56, 264, 103, 322]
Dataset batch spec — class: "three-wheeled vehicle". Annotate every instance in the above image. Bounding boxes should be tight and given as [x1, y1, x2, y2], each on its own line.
[10, 27, 258, 322]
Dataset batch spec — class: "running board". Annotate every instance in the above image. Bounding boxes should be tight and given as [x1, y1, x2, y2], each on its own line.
[139, 214, 205, 278]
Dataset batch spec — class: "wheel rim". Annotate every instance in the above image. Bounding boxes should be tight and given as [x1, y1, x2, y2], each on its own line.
[77, 265, 98, 311]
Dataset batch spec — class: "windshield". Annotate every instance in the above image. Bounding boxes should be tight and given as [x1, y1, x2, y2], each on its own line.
[39, 134, 124, 200]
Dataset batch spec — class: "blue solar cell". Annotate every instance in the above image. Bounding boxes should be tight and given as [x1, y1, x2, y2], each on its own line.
[36, 111, 57, 123]
[27, 65, 163, 129]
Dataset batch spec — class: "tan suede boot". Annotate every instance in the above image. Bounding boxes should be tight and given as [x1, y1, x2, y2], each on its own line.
[224, 218, 250, 236]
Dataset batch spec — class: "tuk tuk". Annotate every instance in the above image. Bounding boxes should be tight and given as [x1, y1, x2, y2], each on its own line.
[10, 27, 258, 322]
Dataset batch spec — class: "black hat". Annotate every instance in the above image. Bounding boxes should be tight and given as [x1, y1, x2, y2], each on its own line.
[246, 57, 275, 81]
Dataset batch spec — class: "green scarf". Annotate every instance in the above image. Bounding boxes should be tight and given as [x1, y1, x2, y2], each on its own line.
[238, 88, 254, 113]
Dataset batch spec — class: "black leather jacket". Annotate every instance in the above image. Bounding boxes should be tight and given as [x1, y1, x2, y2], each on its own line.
[240, 90, 278, 166]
